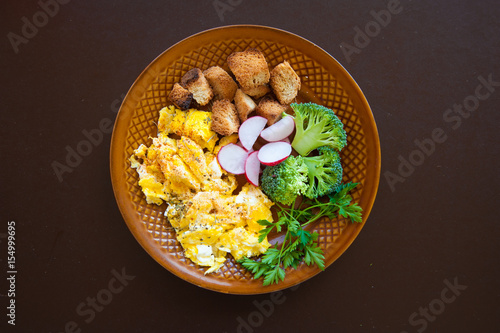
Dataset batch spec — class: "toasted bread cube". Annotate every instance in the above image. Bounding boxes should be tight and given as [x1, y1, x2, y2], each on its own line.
[203, 66, 238, 101]
[168, 83, 193, 110]
[270, 61, 301, 104]
[211, 99, 240, 136]
[227, 48, 270, 90]
[234, 89, 256, 122]
[180, 68, 214, 106]
[241, 84, 270, 99]
[256, 96, 287, 125]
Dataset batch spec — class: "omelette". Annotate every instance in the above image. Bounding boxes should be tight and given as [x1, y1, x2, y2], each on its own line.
[130, 105, 272, 273]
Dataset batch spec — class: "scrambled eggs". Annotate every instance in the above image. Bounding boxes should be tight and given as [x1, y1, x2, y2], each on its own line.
[130, 105, 273, 273]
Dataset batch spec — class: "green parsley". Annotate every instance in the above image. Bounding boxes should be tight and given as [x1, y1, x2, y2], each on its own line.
[238, 182, 363, 286]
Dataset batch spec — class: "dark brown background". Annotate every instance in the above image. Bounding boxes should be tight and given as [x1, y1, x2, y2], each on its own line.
[1, 0, 499, 332]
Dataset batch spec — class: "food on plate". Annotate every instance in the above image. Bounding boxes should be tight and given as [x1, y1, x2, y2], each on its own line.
[259, 114, 295, 142]
[270, 61, 301, 104]
[166, 48, 301, 134]
[256, 95, 288, 125]
[165, 106, 218, 152]
[236, 103, 361, 286]
[130, 119, 236, 204]
[131, 41, 362, 285]
[213, 133, 238, 155]
[238, 116, 267, 151]
[180, 68, 214, 106]
[261, 146, 343, 203]
[216, 143, 248, 175]
[168, 83, 193, 110]
[244, 151, 261, 186]
[239, 182, 362, 286]
[234, 89, 257, 122]
[290, 102, 347, 156]
[203, 66, 238, 101]
[168, 183, 273, 273]
[227, 48, 270, 91]
[260, 155, 309, 205]
[259, 102, 345, 204]
[301, 146, 343, 199]
[241, 84, 271, 98]
[257, 141, 292, 166]
[130, 105, 275, 273]
[210, 99, 240, 136]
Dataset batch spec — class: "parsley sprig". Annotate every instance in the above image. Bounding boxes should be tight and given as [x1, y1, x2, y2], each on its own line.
[238, 182, 363, 286]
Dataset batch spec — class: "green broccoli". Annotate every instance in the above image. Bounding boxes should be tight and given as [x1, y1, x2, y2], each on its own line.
[302, 146, 343, 199]
[260, 156, 309, 205]
[290, 102, 347, 156]
[261, 146, 343, 204]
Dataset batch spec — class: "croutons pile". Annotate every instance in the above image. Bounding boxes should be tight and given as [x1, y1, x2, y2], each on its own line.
[168, 48, 301, 136]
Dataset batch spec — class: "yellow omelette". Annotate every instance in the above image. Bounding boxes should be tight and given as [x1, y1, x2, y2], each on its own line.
[130, 105, 272, 273]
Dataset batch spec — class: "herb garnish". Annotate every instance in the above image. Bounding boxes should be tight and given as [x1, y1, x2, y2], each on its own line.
[238, 182, 363, 286]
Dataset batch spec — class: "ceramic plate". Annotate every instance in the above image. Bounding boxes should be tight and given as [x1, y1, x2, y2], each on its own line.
[110, 25, 380, 294]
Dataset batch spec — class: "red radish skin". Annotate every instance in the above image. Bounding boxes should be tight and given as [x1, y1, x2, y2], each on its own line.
[217, 143, 249, 174]
[244, 151, 261, 186]
[260, 115, 295, 142]
[238, 116, 268, 151]
[258, 142, 292, 166]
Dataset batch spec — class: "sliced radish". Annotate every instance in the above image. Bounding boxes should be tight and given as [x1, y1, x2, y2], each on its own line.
[217, 143, 249, 174]
[260, 115, 295, 142]
[238, 116, 268, 151]
[258, 142, 292, 166]
[244, 151, 261, 186]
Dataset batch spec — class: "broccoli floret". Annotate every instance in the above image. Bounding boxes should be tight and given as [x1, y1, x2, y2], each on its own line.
[260, 156, 309, 205]
[302, 146, 343, 199]
[290, 102, 347, 156]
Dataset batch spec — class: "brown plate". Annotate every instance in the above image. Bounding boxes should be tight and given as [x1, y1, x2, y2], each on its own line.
[110, 25, 381, 294]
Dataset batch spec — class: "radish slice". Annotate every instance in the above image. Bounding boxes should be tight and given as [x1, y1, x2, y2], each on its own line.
[238, 116, 268, 150]
[260, 115, 295, 142]
[258, 142, 292, 166]
[244, 151, 261, 186]
[217, 143, 249, 174]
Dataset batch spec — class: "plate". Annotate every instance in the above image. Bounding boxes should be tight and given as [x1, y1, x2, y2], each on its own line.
[110, 25, 380, 294]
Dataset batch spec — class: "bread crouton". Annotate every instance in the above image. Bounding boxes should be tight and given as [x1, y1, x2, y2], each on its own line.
[256, 96, 287, 125]
[168, 83, 193, 110]
[270, 61, 301, 104]
[203, 66, 238, 101]
[227, 48, 270, 90]
[241, 84, 270, 99]
[180, 68, 213, 106]
[234, 89, 256, 122]
[210, 99, 240, 136]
